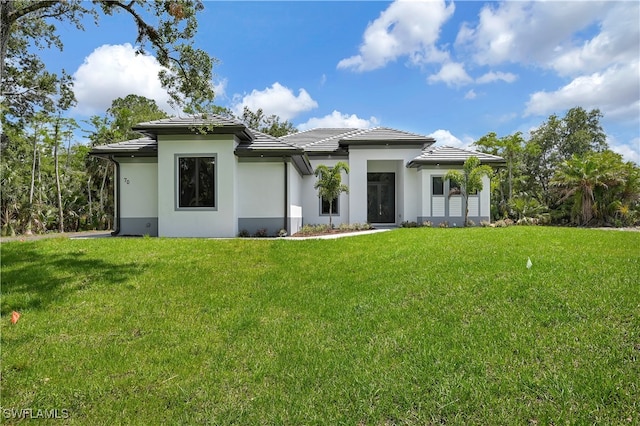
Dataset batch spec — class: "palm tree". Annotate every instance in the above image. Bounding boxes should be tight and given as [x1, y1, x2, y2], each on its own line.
[444, 156, 494, 226]
[314, 161, 349, 228]
[551, 153, 622, 226]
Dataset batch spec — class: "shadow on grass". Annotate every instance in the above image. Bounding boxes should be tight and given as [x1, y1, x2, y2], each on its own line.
[1, 243, 141, 315]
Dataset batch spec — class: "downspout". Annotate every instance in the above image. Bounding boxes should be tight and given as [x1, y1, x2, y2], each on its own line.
[283, 158, 288, 235]
[109, 155, 121, 236]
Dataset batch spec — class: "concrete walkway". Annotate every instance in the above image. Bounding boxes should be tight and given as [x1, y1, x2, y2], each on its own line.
[285, 228, 391, 240]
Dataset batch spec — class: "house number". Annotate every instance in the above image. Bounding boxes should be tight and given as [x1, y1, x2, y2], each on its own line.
[124, 178, 130, 184]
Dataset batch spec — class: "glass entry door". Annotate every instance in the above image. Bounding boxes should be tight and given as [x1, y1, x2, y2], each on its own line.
[367, 173, 395, 223]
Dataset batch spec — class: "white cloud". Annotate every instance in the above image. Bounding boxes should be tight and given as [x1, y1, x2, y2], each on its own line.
[72, 43, 172, 116]
[231, 82, 318, 120]
[476, 71, 517, 84]
[297, 111, 379, 131]
[213, 78, 228, 100]
[524, 61, 640, 122]
[550, 3, 639, 76]
[464, 89, 477, 100]
[455, 1, 612, 67]
[609, 136, 640, 165]
[337, 0, 455, 72]
[427, 62, 473, 87]
[429, 129, 467, 148]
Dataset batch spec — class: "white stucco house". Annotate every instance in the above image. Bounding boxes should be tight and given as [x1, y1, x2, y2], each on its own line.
[90, 115, 505, 237]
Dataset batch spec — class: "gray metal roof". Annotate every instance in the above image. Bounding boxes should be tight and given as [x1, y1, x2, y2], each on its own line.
[281, 128, 359, 152]
[135, 114, 245, 128]
[134, 114, 252, 141]
[281, 127, 434, 153]
[235, 129, 304, 154]
[407, 146, 506, 167]
[90, 137, 157, 158]
[340, 127, 436, 146]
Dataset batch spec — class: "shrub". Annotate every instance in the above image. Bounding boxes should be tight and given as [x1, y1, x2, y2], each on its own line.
[297, 224, 332, 235]
[237, 229, 250, 238]
[277, 229, 288, 238]
[422, 221, 434, 228]
[439, 221, 449, 228]
[253, 228, 268, 238]
[401, 221, 418, 228]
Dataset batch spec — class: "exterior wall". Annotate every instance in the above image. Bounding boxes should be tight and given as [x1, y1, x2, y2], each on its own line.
[302, 157, 350, 227]
[115, 157, 158, 236]
[237, 160, 287, 236]
[157, 134, 237, 237]
[288, 162, 303, 235]
[348, 147, 423, 225]
[418, 167, 492, 226]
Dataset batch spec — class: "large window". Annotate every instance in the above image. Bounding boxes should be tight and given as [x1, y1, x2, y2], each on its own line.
[321, 196, 339, 215]
[177, 156, 216, 208]
[432, 176, 444, 195]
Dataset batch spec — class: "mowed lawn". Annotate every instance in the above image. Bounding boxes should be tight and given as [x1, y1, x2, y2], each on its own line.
[1, 227, 638, 424]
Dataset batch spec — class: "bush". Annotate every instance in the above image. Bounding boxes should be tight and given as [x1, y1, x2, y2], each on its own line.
[297, 224, 332, 235]
[277, 229, 288, 237]
[401, 221, 418, 228]
[422, 221, 434, 228]
[253, 228, 268, 238]
[439, 221, 449, 228]
[480, 220, 492, 227]
[237, 229, 250, 238]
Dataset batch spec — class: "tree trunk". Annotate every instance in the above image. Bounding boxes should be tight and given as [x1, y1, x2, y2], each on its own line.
[329, 200, 333, 228]
[0, 1, 13, 85]
[26, 124, 39, 235]
[53, 118, 64, 233]
[464, 195, 469, 227]
[87, 176, 93, 226]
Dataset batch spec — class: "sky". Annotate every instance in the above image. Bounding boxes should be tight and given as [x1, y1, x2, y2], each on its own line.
[39, 0, 640, 163]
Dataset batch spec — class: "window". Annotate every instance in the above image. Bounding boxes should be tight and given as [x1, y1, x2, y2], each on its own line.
[449, 179, 461, 195]
[432, 176, 444, 195]
[321, 196, 339, 215]
[177, 156, 215, 208]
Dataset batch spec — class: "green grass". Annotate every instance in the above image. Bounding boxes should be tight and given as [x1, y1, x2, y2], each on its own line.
[1, 228, 638, 424]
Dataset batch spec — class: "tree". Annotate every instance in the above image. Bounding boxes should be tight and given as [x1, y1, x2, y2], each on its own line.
[1, 0, 216, 125]
[552, 150, 640, 226]
[474, 131, 524, 218]
[85, 95, 168, 228]
[551, 152, 622, 226]
[240, 107, 298, 137]
[314, 162, 349, 228]
[443, 156, 493, 227]
[524, 107, 607, 205]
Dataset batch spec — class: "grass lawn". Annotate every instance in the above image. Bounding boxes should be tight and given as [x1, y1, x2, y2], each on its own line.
[1, 227, 638, 424]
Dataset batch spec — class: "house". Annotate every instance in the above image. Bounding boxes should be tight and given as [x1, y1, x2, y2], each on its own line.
[90, 115, 505, 237]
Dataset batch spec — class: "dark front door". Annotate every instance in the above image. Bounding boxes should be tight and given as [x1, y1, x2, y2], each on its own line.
[367, 173, 395, 223]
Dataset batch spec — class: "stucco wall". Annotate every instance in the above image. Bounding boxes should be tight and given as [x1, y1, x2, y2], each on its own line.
[303, 157, 350, 226]
[157, 134, 237, 237]
[418, 166, 492, 226]
[115, 158, 158, 236]
[288, 162, 303, 235]
[348, 147, 423, 225]
[237, 160, 288, 236]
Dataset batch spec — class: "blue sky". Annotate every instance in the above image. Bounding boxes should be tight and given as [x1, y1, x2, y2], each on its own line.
[41, 1, 639, 162]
